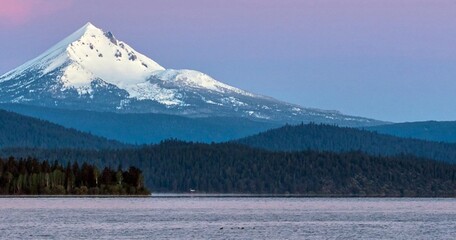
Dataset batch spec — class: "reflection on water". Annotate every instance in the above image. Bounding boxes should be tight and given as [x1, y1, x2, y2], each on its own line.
[0, 197, 455, 239]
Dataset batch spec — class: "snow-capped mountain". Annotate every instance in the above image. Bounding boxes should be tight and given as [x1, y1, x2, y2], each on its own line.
[0, 23, 382, 126]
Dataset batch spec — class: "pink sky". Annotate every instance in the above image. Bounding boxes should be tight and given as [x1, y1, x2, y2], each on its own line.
[0, 0, 73, 26]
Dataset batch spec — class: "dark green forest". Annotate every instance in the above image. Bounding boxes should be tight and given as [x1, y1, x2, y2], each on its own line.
[0, 109, 126, 149]
[237, 123, 456, 163]
[0, 157, 149, 195]
[3, 141, 456, 197]
[2, 113, 456, 196]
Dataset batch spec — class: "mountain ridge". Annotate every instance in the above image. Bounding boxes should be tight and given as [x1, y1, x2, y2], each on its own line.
[0, 109, 126, 149]
[0, 103, 280, 144]
[365, 121, 456, 143]
[236, 123, 456, 163]
[0, 22, 384, 127]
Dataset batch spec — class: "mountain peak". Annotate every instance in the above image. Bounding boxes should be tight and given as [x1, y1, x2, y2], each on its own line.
[66, 22, 105, 44]
[1, 22, 165, 91]
[83, 22, 96, 29]
[0, 23, 383, 127]
[0, 22, 109, 82]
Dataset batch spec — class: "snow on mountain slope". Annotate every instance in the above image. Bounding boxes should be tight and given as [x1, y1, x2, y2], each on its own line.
[2, 23, 167, 99]
[153, 69, 256, 97]
[0, 23, 384, 127]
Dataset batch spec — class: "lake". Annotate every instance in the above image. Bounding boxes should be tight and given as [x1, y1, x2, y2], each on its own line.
[0, 197, 455, 239]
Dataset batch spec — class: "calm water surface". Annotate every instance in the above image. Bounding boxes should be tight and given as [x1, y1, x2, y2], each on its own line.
[0, 197, 455, 239]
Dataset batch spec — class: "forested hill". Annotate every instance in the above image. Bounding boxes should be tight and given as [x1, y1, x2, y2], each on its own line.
[2, 141, 456, 197]
[366, 121, 456, 143]
[0, 104, 279, 144]
[236, 123, 456, 163]
[0, 109, 126, 149]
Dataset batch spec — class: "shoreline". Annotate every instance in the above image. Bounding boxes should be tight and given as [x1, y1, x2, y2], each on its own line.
[0, 193, 455, 198]
[0, 195, 150, 198]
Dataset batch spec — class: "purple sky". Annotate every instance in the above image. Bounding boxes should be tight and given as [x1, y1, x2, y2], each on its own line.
[1, 0, 456, 122]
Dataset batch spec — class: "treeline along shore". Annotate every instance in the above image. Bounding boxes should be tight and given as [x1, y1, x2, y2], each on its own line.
[3, 141, 456, 197]
[0, 157, 149, 195]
